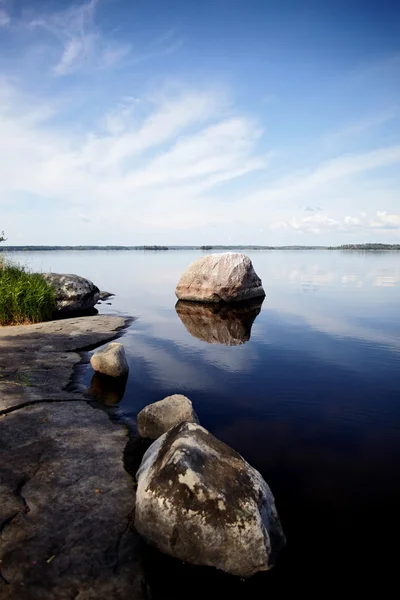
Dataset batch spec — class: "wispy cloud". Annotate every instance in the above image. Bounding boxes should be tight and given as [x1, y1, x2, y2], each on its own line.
[0, 0, 10, 26]
[0, 80, 265, 240]
[29, 0, 130, 75]
[325, 109, 397, 148]
[27, 0, 181, 76]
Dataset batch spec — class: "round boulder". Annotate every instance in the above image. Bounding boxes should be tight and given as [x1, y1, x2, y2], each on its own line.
[135, 421, 285, 578]
[90, 342, 129, 378]
[137, 394, 199, 440]
[175, 253, 265, 303]
[42, 273, 100, 315]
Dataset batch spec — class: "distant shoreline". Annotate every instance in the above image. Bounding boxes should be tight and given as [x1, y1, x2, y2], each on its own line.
[1, 244, 400, 252]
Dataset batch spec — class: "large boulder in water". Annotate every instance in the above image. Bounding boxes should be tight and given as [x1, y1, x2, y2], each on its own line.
[175, 299, 263, 345]
[134, 421, 285, 578]
[175, 253, 265, 303]
[42, 273, 100, 315]
[137, 394, 199, 440]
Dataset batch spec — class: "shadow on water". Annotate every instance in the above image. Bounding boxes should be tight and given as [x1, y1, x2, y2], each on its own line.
[175, 298, 264, 345]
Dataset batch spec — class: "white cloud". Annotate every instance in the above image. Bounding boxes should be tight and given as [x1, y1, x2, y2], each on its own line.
[0, 81, 265, 240]
[369, 211, 400, 230]
[271, 214, 341, 234]
[1, 77, 400, 245]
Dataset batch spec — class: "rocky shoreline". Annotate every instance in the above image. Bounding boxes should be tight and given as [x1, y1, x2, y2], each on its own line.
[0, 316, 145, 599]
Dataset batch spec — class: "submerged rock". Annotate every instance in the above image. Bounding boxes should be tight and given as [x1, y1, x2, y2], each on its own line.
[175, 299, 263, 345]
[175, 252, 265, 303]
[137, 394, 199, 440]
[90, 342, 129, 378]
[135, 421, 285, 578]
[42, 272, 100, 315]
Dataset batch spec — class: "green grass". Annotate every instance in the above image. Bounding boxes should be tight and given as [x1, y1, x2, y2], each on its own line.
[0, 259, 56, 326]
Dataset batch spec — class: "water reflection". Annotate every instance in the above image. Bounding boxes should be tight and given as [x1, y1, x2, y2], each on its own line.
[89, 372, 128, 405]
[175, 299, 264, 346]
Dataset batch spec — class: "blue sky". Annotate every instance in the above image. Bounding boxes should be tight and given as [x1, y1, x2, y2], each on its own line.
[0, 0, 399, 245]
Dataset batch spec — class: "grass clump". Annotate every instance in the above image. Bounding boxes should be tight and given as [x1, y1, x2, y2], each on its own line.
[0, 259, 56, 326]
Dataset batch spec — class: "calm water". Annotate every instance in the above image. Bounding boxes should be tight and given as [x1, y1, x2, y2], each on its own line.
[12, 250, 400, 596]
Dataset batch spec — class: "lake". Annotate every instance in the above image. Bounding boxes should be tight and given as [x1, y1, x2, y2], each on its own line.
[10, 249, 400, 596]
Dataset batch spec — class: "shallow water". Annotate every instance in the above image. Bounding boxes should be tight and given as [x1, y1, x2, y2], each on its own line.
[12, 249, 400, 595]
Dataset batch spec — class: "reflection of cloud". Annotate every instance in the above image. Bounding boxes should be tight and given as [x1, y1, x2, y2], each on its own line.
[270, 261, 400, 290]
[373, 276, 400, 287]
[271, 301, 400, 355]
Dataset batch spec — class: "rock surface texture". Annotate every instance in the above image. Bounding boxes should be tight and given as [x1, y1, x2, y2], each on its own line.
[90, 342, 129, 378]
[137, 394, 199, 440]
[0, 316, 145, 600]
[175, 299, 263, 345]
[42, 273, 100, 315]
[175, 252, 265, 303]
[135, 421, 285, 578]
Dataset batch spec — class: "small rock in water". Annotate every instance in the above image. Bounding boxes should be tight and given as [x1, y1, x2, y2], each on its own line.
[175, 252, 265, 303]
[135, 421, 285, 578]
[99, 291, 115, 301]
[137, 394, 199, 440]
[90, 342, 129, 378]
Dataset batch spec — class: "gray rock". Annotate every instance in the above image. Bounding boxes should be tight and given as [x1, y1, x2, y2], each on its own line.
[90, 342, 129, 378]
[0, 315, 146, 599]
[137, 394, 199, 440]
[175, 252, 265, 303]
[99, 291, 114, 301]
[175, 299, 263, 345]
[42, 273, 100, 315]
[134, 421, 285, 578]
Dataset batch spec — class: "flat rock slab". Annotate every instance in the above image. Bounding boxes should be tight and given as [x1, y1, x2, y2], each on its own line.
[0, 316, 145, 599]
[0, 316, 128, 412]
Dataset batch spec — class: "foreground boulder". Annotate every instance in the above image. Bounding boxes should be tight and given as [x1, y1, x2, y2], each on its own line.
[135, 422, 285, 578]
[175, 299, 263, 345]
[90, 342, 129, 377]
[175, 253, 265, 303]
[42, 273, 100, 315]
[137, 394, 199, 440]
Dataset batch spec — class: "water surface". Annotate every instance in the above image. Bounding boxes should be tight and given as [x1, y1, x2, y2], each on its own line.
[13, 249, 400, 596]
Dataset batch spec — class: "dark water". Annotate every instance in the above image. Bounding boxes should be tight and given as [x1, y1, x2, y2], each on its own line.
[15, 250, 400, 596]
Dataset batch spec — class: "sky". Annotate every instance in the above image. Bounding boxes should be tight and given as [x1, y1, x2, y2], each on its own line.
[0, 0, 399, 246]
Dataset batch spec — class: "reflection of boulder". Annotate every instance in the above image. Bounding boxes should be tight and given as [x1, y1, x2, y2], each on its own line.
[175, 299, 264, 346]
[89, 372, 128, 405]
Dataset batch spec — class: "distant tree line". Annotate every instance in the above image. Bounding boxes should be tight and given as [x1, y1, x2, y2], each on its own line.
[328, 243, 400, 250]
[1, 242, 400, 252]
